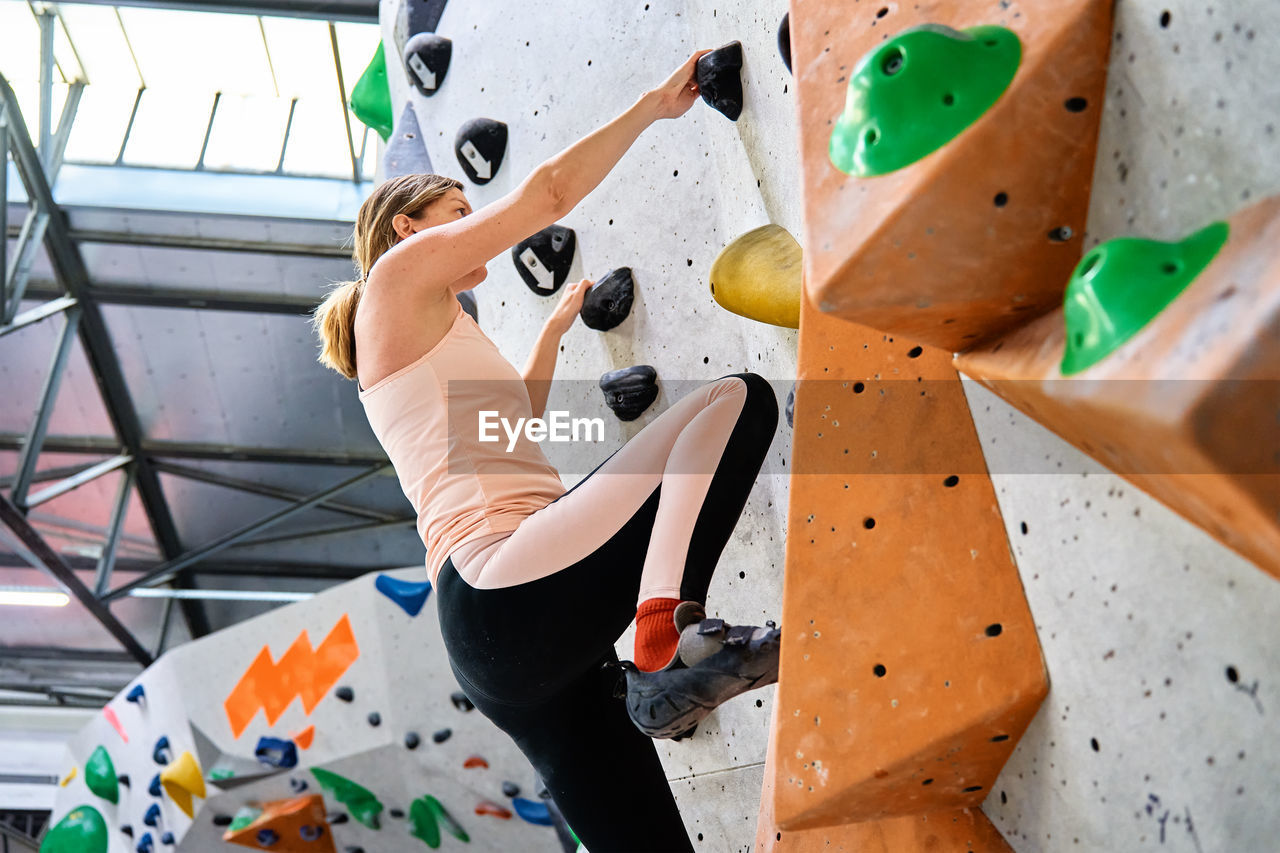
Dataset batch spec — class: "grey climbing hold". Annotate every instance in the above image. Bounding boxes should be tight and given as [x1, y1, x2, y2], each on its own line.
[512, 225, 576, 296]
[457, 290, 478, 324]
[404, 732, 421, 750]
[454, 118, 507, 185]
[778, 13, 792, 73]
[450, 691, 474, 712]
[696, 41, 745, 121]
[290, 777, 309, 792]
[335, 686, 354, 702]
[600, 365, 659, 421]
[404, 33, 451, 96]
[785, 383, 795, 428]
[432, 728, 452, 744]
[383, 103, 432, 180]
[501, 781, 520, 798]
[580, 267, 635, 331]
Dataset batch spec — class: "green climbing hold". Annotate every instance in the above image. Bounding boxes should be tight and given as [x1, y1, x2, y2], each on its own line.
[84, 746, 118, 804]
[228, 805, 262, 833]
[350, 42, 394, 141]
[311, 767, 383, 829]
[829, 24, 1021, 177]
[1060, 221, 1230, 375]
[409, 796, 470, 848]
[40, 806, 107, 853]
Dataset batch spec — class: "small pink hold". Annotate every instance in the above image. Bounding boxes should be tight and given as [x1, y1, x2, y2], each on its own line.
[463, 755, 489, 769]
[103, 706, 128, 743]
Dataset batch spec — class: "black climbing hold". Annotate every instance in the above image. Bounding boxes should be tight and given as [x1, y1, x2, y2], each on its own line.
[512, 225, 577, 296]
[327, 812, 349, 825]
[501, 781, 521, 798]
[367, 711, 382, 727]
[289, 777, 309, 792]
[778, 13, 792, 73]
[432, 728, 453, 744]
[212, 815, 232, 827]
[389, 808, 405, 819]
[300, 825, 324, 841]
[335, 686, 354, 702]
[404, 732, 421, 750]
[785, 384, 795, 428]
[404, 33, 452, 96]
[450, 691, 474, 712]
[344, 847, 365, 853]
[407, 0, 447, 37]
[384, 102, 432, 180]
[457, 290, 478, 324]
[454, 117, 507, 185]
[599, 365, 659, 421]
[118, 774, 130, 788]
[696, 41, 745, 121]
[122, 824, 134, 837]
[580, 267, 635, 330]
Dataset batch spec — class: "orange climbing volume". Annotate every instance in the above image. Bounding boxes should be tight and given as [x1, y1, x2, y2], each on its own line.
[224, 614, 360, 738]
[794, 0, 1113, 351]
[223, 794, 335, 852]
[957, 195, 1280, 580]
[771, 291, 1047, 831]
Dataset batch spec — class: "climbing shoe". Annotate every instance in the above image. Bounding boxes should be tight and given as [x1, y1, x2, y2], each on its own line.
[615, 614, 780, 740]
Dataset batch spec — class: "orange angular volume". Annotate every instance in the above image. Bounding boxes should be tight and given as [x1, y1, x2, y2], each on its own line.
[956, 195, 1280, 580]
[771, 297, 1046, 831]
[756, 709, 1013, 850]
[474, 801, 513, 819]
[291, 725, 315, 750]
[463, 755, 489, 769]
[223, 794, 334, 852]
[793, 0, 1113, 350]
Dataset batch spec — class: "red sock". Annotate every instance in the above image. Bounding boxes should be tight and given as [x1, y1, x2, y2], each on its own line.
[635, 597, 681, 672]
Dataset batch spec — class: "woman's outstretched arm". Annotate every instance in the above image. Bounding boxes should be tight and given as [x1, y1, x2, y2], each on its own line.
[523, 277, 592, 417]
[367, 51, 708, 297]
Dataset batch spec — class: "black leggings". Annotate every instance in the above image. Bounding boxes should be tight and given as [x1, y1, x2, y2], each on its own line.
[435, 373, 777, 852]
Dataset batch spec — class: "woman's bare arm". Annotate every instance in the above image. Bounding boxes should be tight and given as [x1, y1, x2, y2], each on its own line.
[523, 277, 592, 416]
[367, 51, 707, 297]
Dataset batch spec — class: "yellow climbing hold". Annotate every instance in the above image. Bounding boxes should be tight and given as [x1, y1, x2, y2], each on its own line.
[709, 224, 802, 329]
[59, 766, 77, 787]
[160, 751, 207, 818]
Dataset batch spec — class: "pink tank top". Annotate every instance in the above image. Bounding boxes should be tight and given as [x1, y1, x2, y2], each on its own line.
[358, 303, 565, 584]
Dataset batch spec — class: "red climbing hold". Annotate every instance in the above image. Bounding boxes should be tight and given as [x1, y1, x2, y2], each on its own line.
[474, 801, 512, 820]
[462, 755, 489, 769]
[291, 725, 315, 750]
[103, 706, 128, 743]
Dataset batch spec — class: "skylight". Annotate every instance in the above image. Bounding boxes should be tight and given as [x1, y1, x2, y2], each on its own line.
[0, 1, 379, 182]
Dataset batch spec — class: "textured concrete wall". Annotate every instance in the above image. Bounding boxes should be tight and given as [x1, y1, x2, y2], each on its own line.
[378, 1, 1279, 851]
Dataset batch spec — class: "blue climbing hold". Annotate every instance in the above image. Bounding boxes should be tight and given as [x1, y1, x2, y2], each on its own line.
[126, 685, 146, 704]
[143, 803, 161, 827]
[136, 832, 154, 853]
[511, 797, 553, 826]
[148, 773, 161, 797]
[160, 831, 174, 845]
[374, 574, 432, 617]
[254, 736, 298, 769]
[256, 828, 279, 846]
[152, 736, 171, 766]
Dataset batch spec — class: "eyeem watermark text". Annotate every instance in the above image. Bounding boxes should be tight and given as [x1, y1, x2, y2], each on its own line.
[478, 410, 605, 452]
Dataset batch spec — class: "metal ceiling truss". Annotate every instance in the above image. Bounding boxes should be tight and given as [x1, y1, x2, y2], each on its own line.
[0, 70, 398, 679]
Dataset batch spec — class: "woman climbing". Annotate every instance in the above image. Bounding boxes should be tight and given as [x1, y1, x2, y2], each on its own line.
[314, 51, 779, 852]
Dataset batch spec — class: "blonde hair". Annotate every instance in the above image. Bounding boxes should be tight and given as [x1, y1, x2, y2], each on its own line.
[314, 173, 465, 379]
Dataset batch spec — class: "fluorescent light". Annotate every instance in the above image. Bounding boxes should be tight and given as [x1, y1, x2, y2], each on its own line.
[127, 588, 312, 603]
[0, 588, 70, 607]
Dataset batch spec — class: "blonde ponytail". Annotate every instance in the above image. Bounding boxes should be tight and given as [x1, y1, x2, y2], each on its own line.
[314, 173, 464, 379]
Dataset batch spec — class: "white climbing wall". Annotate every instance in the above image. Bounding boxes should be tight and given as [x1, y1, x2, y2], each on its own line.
[46, 569, 565, 851]
[380, 0, 802, 849]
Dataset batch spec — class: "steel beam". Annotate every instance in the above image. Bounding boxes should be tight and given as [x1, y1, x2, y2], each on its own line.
[233, 515, 415, 548]
[0, 294, 77, 339]
[25, 453, 132, 510]
[329, 23, 361, 184]
[36, 11, 54, 168]
[0, 460, 103, 491]
[47, 81, 85, 180]
[0, 551, 380, 580]
[5, 209, 52, 323]
[0, 104, 8, 320]
[0, 433, 389, 466]
[0, 73, 209, 637]
[24, 282, 318, 315]
[153, 460, 402, 522]
[93, 463, 136, 596]
[102, 463, 389, 599]
[153, 594, 175, 657]
[0, 494, 153, 665]
[60, 0, 378, 22]
[10, 307, 82, 508]
[58, 227, 351, 259]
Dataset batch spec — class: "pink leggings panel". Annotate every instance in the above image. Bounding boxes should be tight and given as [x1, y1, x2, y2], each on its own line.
[450, 376, 750, 605]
